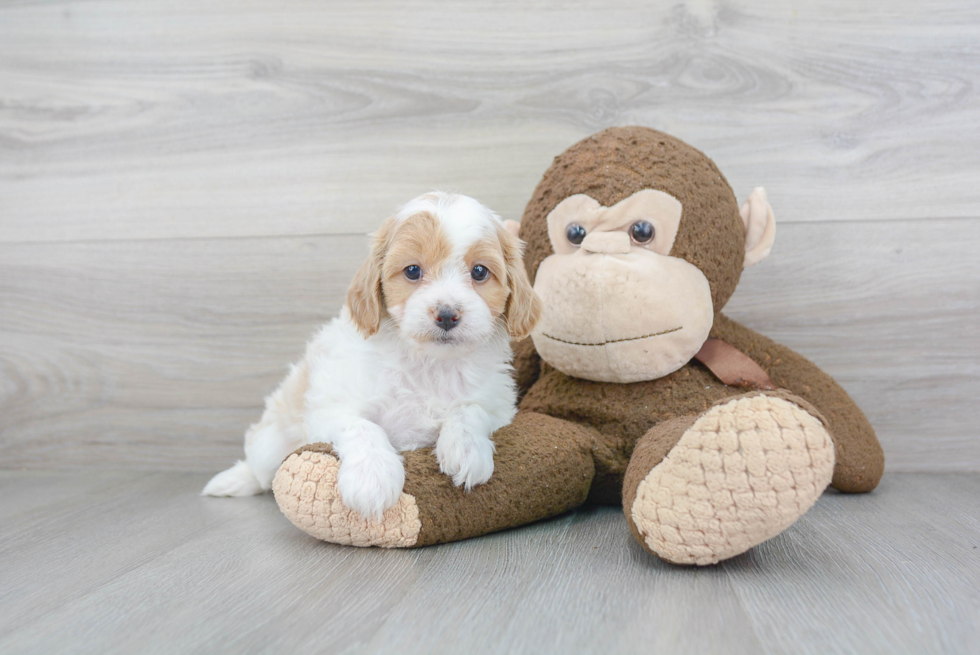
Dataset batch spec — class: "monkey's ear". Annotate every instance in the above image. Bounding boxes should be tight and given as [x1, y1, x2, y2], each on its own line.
[740, 187, 776, 268]
[500, 227, 542, 339]
[502, 219, 521, 237]
[346, 218, 394, 337]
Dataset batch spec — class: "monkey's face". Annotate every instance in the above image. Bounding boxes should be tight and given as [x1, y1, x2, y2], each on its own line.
[530, 190, 714, 383]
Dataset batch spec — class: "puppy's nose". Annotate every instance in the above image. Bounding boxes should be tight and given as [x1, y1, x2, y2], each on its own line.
[434, 305, 461, 331]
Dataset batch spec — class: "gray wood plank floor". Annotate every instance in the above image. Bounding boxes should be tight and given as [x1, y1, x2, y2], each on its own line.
[0, 471, 976, 655]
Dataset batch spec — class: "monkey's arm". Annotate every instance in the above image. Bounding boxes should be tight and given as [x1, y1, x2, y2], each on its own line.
[511, 337, 542, 402]
[710, 313, 884, 493]
[273, 412, 597, 547]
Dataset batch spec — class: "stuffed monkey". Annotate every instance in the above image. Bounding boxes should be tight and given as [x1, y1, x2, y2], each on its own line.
[272, 127, 884, 565]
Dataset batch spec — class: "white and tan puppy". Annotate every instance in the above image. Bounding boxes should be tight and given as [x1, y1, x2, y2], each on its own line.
[202, 192, 540, 519]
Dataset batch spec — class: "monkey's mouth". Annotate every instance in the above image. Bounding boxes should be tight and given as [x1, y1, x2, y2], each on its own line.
[540, 326, 682, 346]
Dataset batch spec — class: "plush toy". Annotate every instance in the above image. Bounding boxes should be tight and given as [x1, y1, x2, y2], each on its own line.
[272, 127, 884, 565]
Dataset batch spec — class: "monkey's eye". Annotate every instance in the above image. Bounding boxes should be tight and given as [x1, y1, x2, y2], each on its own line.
[404, 265, 422, 281]
[566, 223, 587, 245]
[471, 265, 490, 282]
[630, 220, 655, 244]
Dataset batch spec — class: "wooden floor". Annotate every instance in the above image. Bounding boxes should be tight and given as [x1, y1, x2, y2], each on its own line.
[0, 471, 976, 655]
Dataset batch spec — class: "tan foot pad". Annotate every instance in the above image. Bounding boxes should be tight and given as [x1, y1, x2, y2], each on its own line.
[272, 449, 422, 548]
[631, 395, 835, 565]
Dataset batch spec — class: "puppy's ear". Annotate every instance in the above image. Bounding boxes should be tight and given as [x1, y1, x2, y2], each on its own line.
[347, 218, 394, 337]
[500, 227, 541, 340]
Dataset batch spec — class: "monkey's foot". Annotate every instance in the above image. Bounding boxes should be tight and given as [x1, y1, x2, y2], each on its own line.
[272, 444, 422, 548]
[626, 393, 835, 565]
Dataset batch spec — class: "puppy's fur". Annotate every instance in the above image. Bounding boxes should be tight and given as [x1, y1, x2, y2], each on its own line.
[202, 192, 540, 519]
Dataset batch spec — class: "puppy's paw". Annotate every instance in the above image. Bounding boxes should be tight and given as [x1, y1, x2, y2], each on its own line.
[202, 461, 265, 497]
[336, 448, 406, 520]
[436, 423, 495, 491]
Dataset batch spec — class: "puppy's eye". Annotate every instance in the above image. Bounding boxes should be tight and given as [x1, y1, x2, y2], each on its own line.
[566, 223, 586, 245]
[404, 265, 422, 281]
[630, 220, 655, 244]
[471, 265, 490, 282]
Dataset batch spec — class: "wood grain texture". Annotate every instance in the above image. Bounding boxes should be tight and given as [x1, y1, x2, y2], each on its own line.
[1, 0, 979, 242]
[0, 468, 142, 524]
[1, 219, 977, 471]
[1, 1, 978, 472]
[0, 471, 976, 654]
[725, 473, 980, 654]
[0, 234, 363, 469]
[1, 3, 976, 653]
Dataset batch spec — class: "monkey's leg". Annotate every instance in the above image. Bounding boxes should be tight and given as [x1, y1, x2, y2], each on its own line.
[272, 412, 597, 548]
[622, 391, 835, 565]
[711, 313, 883, 493]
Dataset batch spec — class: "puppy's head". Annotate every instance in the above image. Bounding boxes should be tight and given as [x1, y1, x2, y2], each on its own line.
[347, 192, 540, 352]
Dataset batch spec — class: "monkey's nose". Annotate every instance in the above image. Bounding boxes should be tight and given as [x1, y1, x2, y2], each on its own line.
[435, 305, 461, 331]
[581, 231, 631, 254]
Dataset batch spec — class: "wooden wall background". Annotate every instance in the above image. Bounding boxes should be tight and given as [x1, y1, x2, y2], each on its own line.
[1, 0, 977, 472]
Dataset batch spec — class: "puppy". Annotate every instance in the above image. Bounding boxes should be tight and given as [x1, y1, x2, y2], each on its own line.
[202, 192, 541, 519]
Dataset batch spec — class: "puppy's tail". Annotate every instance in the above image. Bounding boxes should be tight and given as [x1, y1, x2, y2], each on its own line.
[201, 460, 265, 497]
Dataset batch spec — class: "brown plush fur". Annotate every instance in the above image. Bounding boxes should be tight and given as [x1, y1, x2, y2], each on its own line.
[521, 126, 745, 310]
[515, 126, 882, 496]
[403, 412, 596, 546]
[517, 315, 883, 496]
[710, 315, 883, 492]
